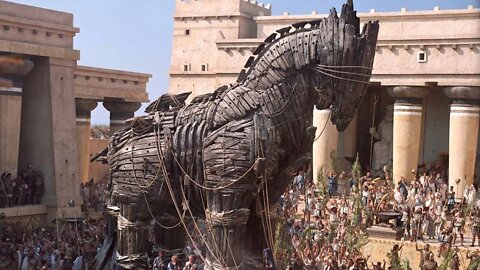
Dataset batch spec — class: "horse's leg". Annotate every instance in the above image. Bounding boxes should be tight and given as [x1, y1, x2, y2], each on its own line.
[116, 202, 152, 270]
[202, 120, 257, 270]
[204, 189, 252, 270]
[153, 210, 186, 251]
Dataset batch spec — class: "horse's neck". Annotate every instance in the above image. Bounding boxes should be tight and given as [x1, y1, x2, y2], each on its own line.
[243, 28, 321, 91]
[258, 73, 316, 153]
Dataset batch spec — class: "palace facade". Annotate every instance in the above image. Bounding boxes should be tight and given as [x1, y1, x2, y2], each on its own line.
[168, 0, 480, 197]
[0, 0, 150, 223]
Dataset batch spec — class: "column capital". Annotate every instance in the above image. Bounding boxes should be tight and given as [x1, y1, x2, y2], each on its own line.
[75, 98, 98, 113]
[0, 55, 34, 76]
[75, 98, 97, 120]
[387, 86, 430, 103]
[443, 86, 480, 104]
[103, 101, 141, 113]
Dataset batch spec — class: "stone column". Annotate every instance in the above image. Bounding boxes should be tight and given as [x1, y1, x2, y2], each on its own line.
[312, 108, 338, 183]
[0, 87, 22, 177]
[340, 113, 358, 159]
[75, 98, 97, 183]
[103, 101, 141, 136]
[19, 57, 81, 221]
[0, 56, 33, 177]
[444, 86, 480, 199]
[388, 86, 429, 183]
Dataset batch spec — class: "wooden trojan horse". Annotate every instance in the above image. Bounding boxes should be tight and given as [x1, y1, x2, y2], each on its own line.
[100, 1, 379, 269]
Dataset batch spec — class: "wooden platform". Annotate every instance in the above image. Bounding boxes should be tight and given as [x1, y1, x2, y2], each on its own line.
[0, 205, 47, 231]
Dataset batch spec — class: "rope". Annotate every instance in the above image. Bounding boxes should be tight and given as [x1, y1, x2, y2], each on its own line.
[150, 122, 235, 268]
[128, 124, 184, 230]
[312, 110, 331, 143]
[152, 246, 184, 255]
[170, 148, 258, 191]
[146, 123, 187, 230]
[199, 156, 230, 268]
[263, 77, 300, 118]
[257, 199, 272, 252]
[155, 121, 229, 268]
[314, 65, 372, 78]
[206, 259, 244, 270]
[143, 191, 184, 230]
[261, 178, 275, 251]
[129, 131, 159, 189]
[222, 219, 241, 270]
[271, 111, 311, 129]
[117, 253, 148, 270]
[117, 214, 152, 231]
[312, 66, 370, 85]
[205, 209, 250, 226]
[315, 63, 373, 70]
[256, 137, 275, 255]
[178, 175, 226, 267]
[154, 126, 211, 268]
[130, 116, 153, 136]
[264, 175, 275, 251]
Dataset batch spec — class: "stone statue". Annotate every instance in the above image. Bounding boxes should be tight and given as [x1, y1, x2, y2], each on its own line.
[97, 1, 379, 269]
[372, 105, 393, 172]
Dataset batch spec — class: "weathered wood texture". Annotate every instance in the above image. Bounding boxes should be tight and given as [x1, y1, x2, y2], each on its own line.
[102, 1, 379, 269]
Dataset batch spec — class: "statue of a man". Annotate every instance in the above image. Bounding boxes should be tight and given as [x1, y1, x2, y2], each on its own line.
[371, 105, 393, 172]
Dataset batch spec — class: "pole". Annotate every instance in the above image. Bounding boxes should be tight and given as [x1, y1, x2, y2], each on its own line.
[369, 95, 379, 170]
[73, 208, 81, 255]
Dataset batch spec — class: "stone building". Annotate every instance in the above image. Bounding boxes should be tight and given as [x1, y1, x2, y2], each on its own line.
[0, 0, 150, 223]
[168, 0, 480, 198]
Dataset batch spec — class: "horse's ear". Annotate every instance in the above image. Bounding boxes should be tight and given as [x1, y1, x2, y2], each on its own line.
[340, 0, 360, 33]
[328, 7, 338, 19]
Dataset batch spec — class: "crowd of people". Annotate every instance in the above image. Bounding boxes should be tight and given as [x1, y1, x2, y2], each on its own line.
[3, 162, 480, 269]
[274, 164, 480, 270]
[0, 166, 44, 208]
[80, 179, 107, 212]
[148, 252, 200, 270]
[0, 218, 105, 270]
[0, 174, 108, 270]
[0, 168, 108, 211]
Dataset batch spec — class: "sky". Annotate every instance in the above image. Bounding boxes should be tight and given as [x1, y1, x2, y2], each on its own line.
[10, 0, 480, 124]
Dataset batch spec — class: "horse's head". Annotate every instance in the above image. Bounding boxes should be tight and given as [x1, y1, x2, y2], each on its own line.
[239, 0, 378, 132]
[311, 0, 379, 131]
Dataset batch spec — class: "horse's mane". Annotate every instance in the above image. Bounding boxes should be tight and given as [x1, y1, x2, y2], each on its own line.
[237, 0, 361, 85]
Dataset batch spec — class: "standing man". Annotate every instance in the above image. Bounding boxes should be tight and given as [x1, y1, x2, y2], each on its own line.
[415, 243, 432, 270]
[471, 207, 480, 247]
[167, 255, 179, 270]
[294, 171, 305, 193]
[327, 172, 337, 197]
[183, 255, 197, 270]
[153, 251, 167, 270]
[452, 211, 465, 246]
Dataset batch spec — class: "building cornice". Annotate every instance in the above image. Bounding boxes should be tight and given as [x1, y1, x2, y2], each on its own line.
[215, 38, 480, 53]
[75, 66, 152, 82]
[0, 40, 79, 60]
[169, 72, 217, 76]
[216, 38, 263, 51]
[0, 14, 79, 35]
[255, 7, 480, 24]
[74, 66, 151, 103]
[174, 12, 254, 21]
